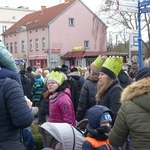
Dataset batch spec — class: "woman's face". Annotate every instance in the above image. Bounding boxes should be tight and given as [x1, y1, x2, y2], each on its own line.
[47, 81, 59, 93]
[98, 72, 110, 86]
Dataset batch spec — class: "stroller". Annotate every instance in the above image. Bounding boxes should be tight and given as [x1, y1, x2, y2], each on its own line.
[38, 120, 88, 150]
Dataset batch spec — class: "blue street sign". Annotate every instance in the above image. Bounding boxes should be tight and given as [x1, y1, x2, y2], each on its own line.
[141, 7, 150, 13]
[140, 0, 150, 7]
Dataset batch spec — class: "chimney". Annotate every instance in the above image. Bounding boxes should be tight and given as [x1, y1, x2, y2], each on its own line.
[41, 6, 46, 10]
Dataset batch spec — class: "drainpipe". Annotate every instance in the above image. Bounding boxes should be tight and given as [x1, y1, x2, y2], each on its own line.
[48, 25, 51, 68]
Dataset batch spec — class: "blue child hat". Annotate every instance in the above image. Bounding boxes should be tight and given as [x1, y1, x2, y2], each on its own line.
[100, 112, 112, 124]
[87, 105, 113, 129]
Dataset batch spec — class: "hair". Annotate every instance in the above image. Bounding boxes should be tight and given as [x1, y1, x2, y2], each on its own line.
[86, 70, 99, 82]
[96, 76, 114, 101]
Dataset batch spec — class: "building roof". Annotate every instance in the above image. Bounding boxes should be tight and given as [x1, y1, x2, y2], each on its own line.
[2, 0, 107, 35]
[2, 0, 75, 35]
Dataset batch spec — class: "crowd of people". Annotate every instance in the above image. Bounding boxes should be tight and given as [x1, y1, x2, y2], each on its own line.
[0, 40, 150, 150]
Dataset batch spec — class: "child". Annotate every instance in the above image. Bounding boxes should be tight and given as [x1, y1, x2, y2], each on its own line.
[82, 105, 120, 150]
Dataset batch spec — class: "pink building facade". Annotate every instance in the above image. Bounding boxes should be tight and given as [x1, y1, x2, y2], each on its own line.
[2, 0, 107, 69]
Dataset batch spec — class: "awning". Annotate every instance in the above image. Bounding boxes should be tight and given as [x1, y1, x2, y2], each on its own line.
[62, 51, 100, 59]
[82, 51, 100, 57]
[62, 51, 128, 59]
[62, 51, 85, 59]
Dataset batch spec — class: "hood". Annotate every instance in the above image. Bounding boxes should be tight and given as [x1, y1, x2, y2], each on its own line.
[118, 70, 132, 84]
[87, 105, 113, 129]
[39, 122, 84, 150]
[68, 71, 80, 77]
[121, 78, 150, 111]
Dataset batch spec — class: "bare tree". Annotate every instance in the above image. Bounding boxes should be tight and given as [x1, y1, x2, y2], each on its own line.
[96, 0, 150, 60]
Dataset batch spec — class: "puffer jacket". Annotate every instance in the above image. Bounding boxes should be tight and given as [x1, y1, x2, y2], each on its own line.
[0, 78, 34, 142]
[109, 78, 150, 150]
[76, 75, 98, 122]
[49, 88, 76, 126]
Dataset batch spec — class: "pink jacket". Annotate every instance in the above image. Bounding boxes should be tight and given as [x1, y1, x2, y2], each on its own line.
[48, 88, 76, 126]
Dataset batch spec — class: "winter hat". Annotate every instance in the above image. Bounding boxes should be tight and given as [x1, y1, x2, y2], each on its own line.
[90, 55, 108, 74]
[27, 66, 32, 72]
[100, 56, 123, 79]
[71, 67, 78, 72]
[100, 112, 112, 124]
[77, 66, 82, 73]
[87, 105, 113, 129]
[47, 71, 66, 85]
[135, 66, 150, 81]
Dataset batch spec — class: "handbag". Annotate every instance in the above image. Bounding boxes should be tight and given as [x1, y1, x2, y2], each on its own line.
[0, 141, 26, 150]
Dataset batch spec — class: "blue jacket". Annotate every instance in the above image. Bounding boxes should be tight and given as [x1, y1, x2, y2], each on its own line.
[0, 78, 34, 142]
[32, 77, 44, 102]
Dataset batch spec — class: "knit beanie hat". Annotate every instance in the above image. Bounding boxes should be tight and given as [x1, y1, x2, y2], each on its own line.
[100, 56, 123, 79]
[135, 66, 150, 81]
[90, 55, 108, 74]
[47, 71, 66, 85]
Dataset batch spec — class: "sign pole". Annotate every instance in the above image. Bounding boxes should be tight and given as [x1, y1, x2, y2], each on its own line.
[138, 0, 143, 68]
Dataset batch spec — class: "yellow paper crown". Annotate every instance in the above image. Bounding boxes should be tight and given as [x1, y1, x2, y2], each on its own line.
[102, 56, 123, 76]
[77, 66, 82, 73]
[92, 55, 108, 69]
[48, 71, 65, 85]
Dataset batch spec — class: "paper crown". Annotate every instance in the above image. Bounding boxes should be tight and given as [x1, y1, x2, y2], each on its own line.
[47, 71, 65, 85]
[91, 55, 108, 74]
[77, 66, 82, 73]
[100, 56, 123, 79]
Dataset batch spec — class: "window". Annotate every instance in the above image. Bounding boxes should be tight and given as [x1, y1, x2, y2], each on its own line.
[42, 38, 46, 50]
[21, 41, 25, 52]
[30, 40, 33, 51]
[84, 41, 89, 49]
[2, 25, 7, 32]
[35, 39, 39, 50]
[14, 42, 17, 53]
[69, 18, 74, 26]
[6, 43, 9, 50]
[10, 43, 13, 53]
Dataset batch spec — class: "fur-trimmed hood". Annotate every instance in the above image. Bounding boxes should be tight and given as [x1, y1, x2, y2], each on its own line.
[121, 77, 150, 102]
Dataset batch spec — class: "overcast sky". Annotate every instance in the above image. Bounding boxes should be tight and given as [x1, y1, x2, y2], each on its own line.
[0, 0, 101, 12]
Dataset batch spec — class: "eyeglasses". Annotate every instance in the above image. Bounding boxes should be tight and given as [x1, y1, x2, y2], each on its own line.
[47, 81, 57, 85]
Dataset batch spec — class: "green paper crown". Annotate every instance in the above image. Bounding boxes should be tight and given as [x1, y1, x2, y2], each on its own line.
[102, 56, 123, 76]
[77, 66, 82, 73]
[48, 71, 65, 85]
[92, 55, 107, 69]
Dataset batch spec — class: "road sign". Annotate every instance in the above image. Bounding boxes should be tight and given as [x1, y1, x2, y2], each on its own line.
[140, 0, 150, 7]
[129, 31, 138, 51]
[119, 0, 138, 7]
[118, 5, 138, 13]
[141, 7, 150, 13]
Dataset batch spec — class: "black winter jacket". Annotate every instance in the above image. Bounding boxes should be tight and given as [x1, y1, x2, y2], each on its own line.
[76, 79, 98, 122]
[0, 78, 34, 142]
[97, 79, 122, 124]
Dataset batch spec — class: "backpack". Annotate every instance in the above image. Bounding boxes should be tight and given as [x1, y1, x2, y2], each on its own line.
[23, 128, 36, 150]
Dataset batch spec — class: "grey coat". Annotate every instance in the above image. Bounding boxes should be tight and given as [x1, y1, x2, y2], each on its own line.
[109, 78, 150, 150]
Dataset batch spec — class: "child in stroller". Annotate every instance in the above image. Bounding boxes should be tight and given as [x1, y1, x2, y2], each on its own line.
[38, 122, 86, 150]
